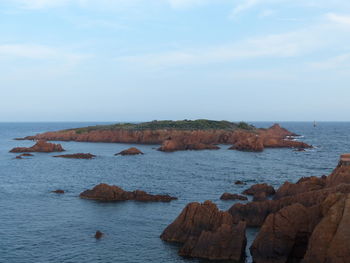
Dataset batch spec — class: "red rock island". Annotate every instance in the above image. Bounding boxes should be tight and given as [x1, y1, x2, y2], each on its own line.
[17, 120, 311, 152]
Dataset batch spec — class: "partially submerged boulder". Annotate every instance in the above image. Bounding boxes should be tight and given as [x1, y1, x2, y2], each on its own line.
[220, 193, 248, 201]
[80, 183, 177, 202]
[53, 153, 96, 159]
[95, 230, 104, 239]
[115, 147, 143, 156]
[10, 140, 64, 153]
[160, 201, 246, 261]
[52, 189, 65, 194]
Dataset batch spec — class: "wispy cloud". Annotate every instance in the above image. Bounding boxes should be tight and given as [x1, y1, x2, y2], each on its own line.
[230, 0, 260, 18]
[327, 13, 350, 26]
[310, 53, 350, 70]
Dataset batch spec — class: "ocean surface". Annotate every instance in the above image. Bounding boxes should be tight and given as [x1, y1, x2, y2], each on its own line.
[1, 122, 350, 263]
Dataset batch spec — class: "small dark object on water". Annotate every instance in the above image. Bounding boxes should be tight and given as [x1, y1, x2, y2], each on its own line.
[20, 153, 34, 157]
[15, 156, 22, 159]
[53, 153, 96, 159]
[234, 180, 246, 185]
[95, 231, 103, 239]
[52, 190, 65, 194]
[115, 147, 143, 156]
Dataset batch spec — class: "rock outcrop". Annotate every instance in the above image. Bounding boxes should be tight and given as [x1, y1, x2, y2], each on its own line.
[95, 230, 104, 239]
[19, 122, 311, 152]
[52, 189, 65, 194]
[53, 153, 96, 159]
[80, 183, 177, 202]
[220, 193, 248, 201]
[115, 147, 143, 156]
[242, 183, 276, 196]
[160, 201, 246, 261]
[10, 140, 64, 153]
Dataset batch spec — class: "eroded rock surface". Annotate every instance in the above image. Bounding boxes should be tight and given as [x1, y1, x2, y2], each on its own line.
[10, 140, 64, 153]
[220, 193, 248, 201]
[160, 201, 247, 261]
[115, 147, 144, 155]
[242, 183, 276, 196]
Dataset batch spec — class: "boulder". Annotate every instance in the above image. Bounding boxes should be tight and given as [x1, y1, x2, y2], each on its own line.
[80, 183, 177, 202]
[253, 192, 268, 202]
[115, 147, 144, 156]
[160, 201, 246, 261]
[10, 140, 64, 153]
[20, 153, 34, 157]
[52, 189, 65, 194]
[53, 153, 96, 159]
[220, 193, 248, 201]
[234, 180, 246, 185]
[95, 230, 104, 239]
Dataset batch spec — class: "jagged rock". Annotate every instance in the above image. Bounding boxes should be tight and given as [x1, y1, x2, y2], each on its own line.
[80, 183, 177, 202]
[242, 183, 275, 196]
[53, 153, 96, 159]
[158, 138, 219, 152]
[220, 193, 248, 201]
[115, 147, 143, 156]
[160, 201, 246, 261]
[229, 134, 264, 152]
[234, 180, 246, 185]
[10, 140, 64, 153]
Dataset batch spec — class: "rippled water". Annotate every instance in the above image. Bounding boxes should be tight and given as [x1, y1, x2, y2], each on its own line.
[1, 122, 350, 263]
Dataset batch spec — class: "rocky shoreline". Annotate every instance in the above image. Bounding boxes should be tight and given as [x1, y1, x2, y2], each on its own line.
[15, 121, 311, 152]
[161, 154, 350, 262]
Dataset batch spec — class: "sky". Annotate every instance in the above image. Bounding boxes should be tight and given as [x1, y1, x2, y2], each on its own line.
[1, 0, 350, 122]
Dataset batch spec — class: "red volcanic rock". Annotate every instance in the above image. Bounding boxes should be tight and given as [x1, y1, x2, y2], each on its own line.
[253, 192, 267, 202]
[158, 137, 219, 152]
[52, 189, 65, 194]
[95, 230, 103, 239]
[179, 221, 247, 261]
[79, 183, 177, 202]
[15, 156, 22, 159]
[242, 183, 275, 196]
[20, 153, 34, 157]
[10, 140, 64, 153]
[53, 153, 96, 159]
[21, 123, 310, 152]
[115, 147, 143, 156]
[220, 193, 248, 201]
[160, 201, 246, 261]
[229, 134, 264, 152]
[274, 176, 326, 200]
[250, 203, 321, 263]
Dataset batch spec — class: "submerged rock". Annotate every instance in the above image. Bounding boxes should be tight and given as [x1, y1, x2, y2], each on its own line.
[234, 180, 246, 185]
[80, 183, 177, 202]
[52, 189, 65, 194]
[161, 200, 246, 261]
[20, 153, 34, 157]
[115, 147, 143, 156]
[220, 193, 248, 201]
[53, 153, 96, 159]
[95, 230, 104, 239]
[10, 140, 64, 153]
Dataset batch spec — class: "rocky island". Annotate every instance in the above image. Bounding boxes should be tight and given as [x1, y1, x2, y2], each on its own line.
[17, 120, 311, 152]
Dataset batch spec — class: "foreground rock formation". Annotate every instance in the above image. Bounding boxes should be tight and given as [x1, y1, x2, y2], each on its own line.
[161, 154, 350, 262]
[160, 201, 247, 261]
[80, 183, 177, 202]
[115, 147, 143, 156]
[10, 140, 64, 153]
[18, 120, 311, 152]
[53, 153, 96, 159]
[220, 193, 248, 201]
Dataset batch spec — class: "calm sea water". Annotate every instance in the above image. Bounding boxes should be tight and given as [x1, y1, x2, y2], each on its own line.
[1, 122, 350, 263]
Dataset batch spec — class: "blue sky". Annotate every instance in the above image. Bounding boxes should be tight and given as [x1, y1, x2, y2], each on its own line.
[1, 0, 350, 121]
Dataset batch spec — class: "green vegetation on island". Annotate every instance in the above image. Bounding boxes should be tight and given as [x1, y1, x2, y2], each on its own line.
[70, 119, 255, 134]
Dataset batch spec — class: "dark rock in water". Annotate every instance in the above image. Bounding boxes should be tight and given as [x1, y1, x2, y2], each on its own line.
[95, 231, 103, 239]
[80, 183, 177, 202]
[253, 192, 267, 202]
[115, 147, 143, 156]
[160, 200, 246, 261]
[242, 183, 275, 196]
[52, 189, 65, 194]
[294, 148, 306, 152]
[20, 153, 34, 157]
[53, 153, 96, 159]
[234, 180, 246, 185]
[15, 156, 22, 159]
[220, 193, 248, 201]
[10, 140, 64, 153]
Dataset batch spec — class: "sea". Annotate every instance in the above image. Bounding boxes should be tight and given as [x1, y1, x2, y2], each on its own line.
[1, 122, 350, 263]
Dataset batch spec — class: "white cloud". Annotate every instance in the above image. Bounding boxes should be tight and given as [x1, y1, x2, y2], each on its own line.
[14, 0, 71, 9]
[327, 13, 350, 26]
[230, 0, 260, 17]
[117, 25, 330, 68]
